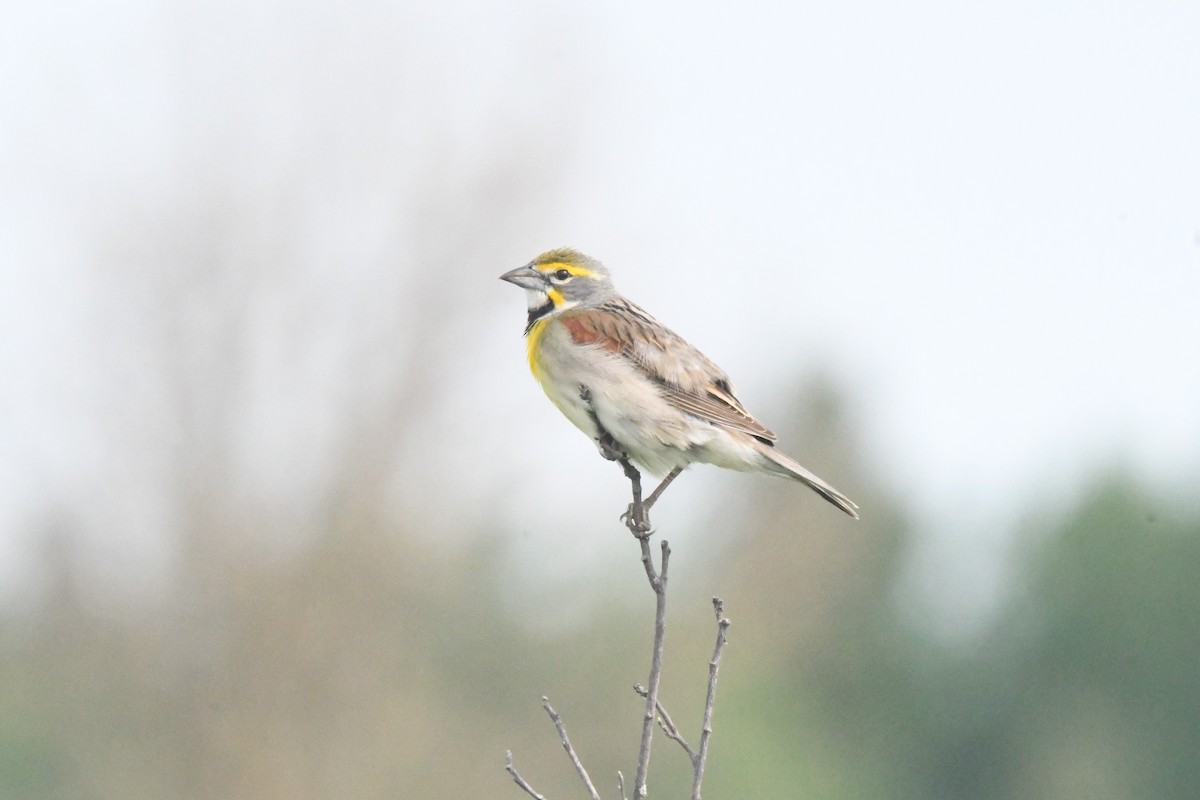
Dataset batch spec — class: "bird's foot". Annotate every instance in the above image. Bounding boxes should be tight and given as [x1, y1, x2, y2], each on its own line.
[621, 504, 653, 538]
[595, 432, 625, 463]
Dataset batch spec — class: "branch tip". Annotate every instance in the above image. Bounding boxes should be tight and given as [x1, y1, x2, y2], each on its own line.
[505, 750, 547, 800]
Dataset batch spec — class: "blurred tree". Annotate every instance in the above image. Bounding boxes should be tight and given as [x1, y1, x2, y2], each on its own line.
[0, 1, 590, 796]
[709, 448, 1200, 800]
[991, 476, 1200, 799]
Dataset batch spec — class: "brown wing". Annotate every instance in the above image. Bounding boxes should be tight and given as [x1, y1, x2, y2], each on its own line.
[561, 300, 778, 443]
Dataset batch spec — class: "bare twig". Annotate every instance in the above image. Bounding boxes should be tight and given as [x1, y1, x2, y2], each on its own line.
[691, 598, 731, 800]
[542, 696, 602, 800]
[505, 389, 725, 799]
[634, 683, 696, 760]
[591, 412, 679, 800]
[633, 538, 669, 798]
[505, 751, 546, 800]
[633, 598, 731, 800]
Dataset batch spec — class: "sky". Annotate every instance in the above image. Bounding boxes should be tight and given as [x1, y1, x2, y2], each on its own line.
[2, 0, 1199, 628]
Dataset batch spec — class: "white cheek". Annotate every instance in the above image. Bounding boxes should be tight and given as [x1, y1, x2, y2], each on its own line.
[524, 289, 549, 310]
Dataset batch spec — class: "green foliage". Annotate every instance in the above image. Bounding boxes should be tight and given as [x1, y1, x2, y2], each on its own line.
[1, 452, 1197, 798]
[706, 473, 1200, 800]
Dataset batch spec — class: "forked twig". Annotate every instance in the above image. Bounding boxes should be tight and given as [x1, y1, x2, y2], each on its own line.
[505, 391, 728, 798]
[634, 598, 731, 799]
[634, 683, 696, 760]
[593, 409, 687, 800]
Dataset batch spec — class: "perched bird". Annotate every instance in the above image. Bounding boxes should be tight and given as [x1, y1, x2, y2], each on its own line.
[500, 248, 858, 518]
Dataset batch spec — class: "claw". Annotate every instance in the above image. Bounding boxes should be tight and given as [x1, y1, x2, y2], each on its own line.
[621, 504, 652, 536]
[595, 434, 626, 463]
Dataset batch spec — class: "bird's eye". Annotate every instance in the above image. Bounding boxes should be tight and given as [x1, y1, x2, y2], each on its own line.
[553, 269, 572, 281]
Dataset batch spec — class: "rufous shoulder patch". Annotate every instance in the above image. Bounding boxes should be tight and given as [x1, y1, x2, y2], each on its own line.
[562, 314, 623, 352]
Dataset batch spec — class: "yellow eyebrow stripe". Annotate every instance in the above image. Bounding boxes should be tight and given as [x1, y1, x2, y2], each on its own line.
[537, 262, 595, 278]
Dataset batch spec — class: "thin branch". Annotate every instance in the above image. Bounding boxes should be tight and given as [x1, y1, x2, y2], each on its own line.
[504, 387, 707, 800]
[589, 418, 678, 799]
[633, 538, 669, 798]
[634, 599, 732, 800]
[636, 532, 662, 590]
[542, 696, 602, 800]
[691, 598, 731, 800]
[633, 683, 696, 760]
[505, 751, 546, 800]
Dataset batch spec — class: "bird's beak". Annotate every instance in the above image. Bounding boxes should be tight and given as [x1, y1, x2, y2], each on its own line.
[499, 263, 547, 291]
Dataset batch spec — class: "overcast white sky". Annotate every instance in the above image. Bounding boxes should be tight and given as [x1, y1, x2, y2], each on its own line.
[2, 0, 1198, 625]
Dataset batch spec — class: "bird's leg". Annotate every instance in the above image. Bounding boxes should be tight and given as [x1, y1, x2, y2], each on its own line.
[578, 384, 653, 537]
[621, 468, 683, 537]
[620, 472, 652, 537]
[643, 467, 683, 514]
[600, 434, 650, 534]
[595, 430, 625, 463]
[579, 385, 615, 456]
[580, 385, 627, 463]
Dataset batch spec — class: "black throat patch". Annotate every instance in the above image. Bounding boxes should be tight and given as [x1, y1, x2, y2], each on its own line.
[525, 299, 555, 335]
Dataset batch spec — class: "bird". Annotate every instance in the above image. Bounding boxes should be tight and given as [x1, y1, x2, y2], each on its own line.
[500, 247, 859, 518]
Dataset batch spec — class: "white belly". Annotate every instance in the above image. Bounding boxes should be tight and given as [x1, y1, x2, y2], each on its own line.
[530, 320, 749, 477]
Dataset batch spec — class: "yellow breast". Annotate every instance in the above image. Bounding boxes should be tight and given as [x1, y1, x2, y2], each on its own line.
[526, 316, 550, 382]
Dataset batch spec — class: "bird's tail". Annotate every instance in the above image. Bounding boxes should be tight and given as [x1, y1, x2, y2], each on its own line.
[755, 444, 860, 519]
